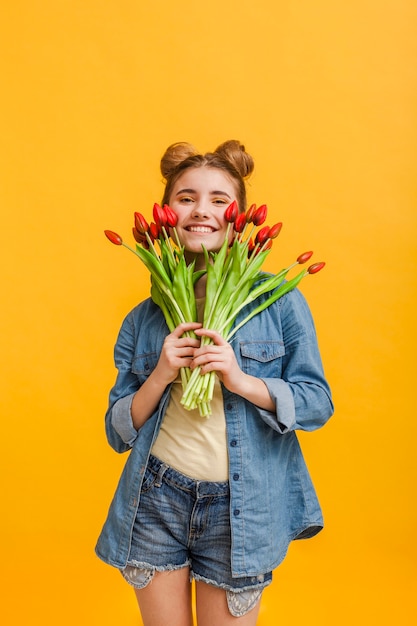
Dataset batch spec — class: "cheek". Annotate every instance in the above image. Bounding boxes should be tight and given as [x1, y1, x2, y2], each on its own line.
[170, 205, 186, 223]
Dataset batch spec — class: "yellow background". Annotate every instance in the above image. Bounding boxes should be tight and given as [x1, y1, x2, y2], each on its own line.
[1, 1, 416, 624]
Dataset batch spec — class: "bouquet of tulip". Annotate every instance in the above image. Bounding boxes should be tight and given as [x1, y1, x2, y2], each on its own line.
[105, 201, 325, 417]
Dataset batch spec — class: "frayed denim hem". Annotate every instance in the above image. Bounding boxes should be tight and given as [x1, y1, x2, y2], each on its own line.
[226, 589, 263, 617]
[122, 563, 267, 616]
[192, 572, 268, 617]
[121, 560, 190, 589]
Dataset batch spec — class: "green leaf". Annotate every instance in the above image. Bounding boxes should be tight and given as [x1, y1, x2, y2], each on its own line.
[172, 255, 195, 323]
[135, 244, 172, 288]
[226, 269, 308, 340]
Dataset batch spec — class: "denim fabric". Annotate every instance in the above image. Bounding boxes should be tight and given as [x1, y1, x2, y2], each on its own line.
[121, 455, 272, 595]
[95, 286, 334, 577]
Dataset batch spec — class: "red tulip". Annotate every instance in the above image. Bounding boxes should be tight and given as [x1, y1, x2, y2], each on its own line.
[297, 251, 313, 264]
[246, 204, 257, 223]
[308, 262, 326, 274]
[255, 225, 270, 245]
[163, 204, 178, 227]
[153, 203, 167, 228]
[104, 230, 123, 245]
[252, 204, 268, 226]
[234, 213, 247, 233]
[149, 222, 160, 240]
[132, 227, 147, 244]
[268, 222, 283, 239]
[134, 212, 149, 235]
[224, 200, 239, 223]
[133, 228, 150, 249]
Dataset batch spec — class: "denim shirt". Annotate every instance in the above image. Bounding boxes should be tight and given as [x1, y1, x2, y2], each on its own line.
[95, 287, 333, 577]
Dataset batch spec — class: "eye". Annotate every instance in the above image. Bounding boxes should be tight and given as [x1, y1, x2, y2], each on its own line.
[178, 196, 194, 204]
[213, 198, 229, 205]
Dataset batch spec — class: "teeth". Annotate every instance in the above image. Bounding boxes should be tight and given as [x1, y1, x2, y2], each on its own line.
[188, 226, 214, 233]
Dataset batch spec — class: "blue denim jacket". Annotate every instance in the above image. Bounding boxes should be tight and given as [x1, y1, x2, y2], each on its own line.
[95, 287, 333, 577]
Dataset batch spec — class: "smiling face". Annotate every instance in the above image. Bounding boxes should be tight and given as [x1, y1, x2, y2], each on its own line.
[168, 166, 238, 266]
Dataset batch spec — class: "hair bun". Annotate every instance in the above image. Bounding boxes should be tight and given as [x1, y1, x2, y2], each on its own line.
[160, 142, 199, 180]
[214, 140, 254, 179]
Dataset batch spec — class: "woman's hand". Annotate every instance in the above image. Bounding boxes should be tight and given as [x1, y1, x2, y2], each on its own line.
[130, 322, 202, 429]
[191, 327, 275, 411]
[191, 328, 243, 392]
[154, 322, 203, 385]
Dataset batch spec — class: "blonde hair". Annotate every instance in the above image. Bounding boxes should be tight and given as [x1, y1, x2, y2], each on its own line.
[160, 140, 254, 211]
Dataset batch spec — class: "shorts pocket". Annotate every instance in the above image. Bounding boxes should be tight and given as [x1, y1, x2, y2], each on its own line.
[140, 466, 158, 493]
[121, 565, 154, 589]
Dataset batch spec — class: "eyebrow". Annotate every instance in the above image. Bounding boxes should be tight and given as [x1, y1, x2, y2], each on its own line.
[175, 188, 232, 198]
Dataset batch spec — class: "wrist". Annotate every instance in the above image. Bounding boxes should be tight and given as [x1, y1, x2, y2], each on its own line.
[230, 374, 275, 412]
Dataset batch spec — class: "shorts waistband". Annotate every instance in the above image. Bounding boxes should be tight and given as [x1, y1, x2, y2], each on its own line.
[147, 454, 230, 497]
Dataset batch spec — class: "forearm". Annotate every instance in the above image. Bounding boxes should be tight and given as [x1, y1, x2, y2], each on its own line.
[130, 368, 170, 430]
[228, 372, 275, 412]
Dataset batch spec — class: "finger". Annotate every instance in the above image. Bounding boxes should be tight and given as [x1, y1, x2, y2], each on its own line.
[170, 322, 202, 338]
[192, 345, 223, 360]
[193, 328, 227, 345]
[191, 350, 227, 368]
[173, 337, 201, 349]
[175, 346, 200, 358]
[197, 360, 225, 376]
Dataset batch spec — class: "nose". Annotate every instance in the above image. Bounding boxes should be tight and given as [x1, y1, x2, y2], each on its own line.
[191, 201, 210, 219]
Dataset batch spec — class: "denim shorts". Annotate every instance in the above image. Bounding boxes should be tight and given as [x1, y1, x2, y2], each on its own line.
[121, 455, 272, 617]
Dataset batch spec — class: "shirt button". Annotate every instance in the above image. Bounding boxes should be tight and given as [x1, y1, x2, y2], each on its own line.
[230, 440, 237, 447]
[233, 474, 239, 481]
[226, 403, 233, 411]
[234, 509, 240, 516]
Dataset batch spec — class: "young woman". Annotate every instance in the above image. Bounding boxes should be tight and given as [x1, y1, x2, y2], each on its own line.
[96, 140, 333, 626]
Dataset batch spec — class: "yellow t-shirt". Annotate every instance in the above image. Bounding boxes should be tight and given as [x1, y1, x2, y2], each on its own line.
[150, 298, 229, 481]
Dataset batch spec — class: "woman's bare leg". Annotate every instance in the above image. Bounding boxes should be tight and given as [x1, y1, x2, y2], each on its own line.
[134, 568, 193, 626]
[195, 581, 261, 626]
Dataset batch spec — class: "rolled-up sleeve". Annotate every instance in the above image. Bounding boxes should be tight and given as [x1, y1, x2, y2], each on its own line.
[110, 393, 138, 446]
[256, 289, 333, 433]
[105, 312, 141, 453]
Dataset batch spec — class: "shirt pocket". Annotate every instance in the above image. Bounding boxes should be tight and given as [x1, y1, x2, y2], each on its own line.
[239, 341, 285, 378]
[132, 352, 159, 384]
